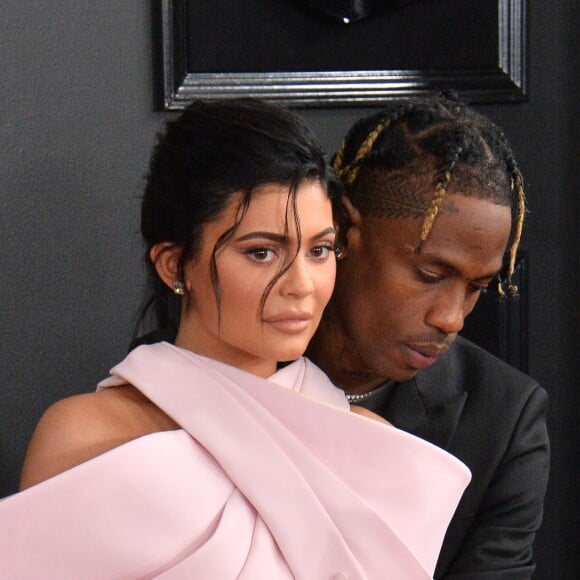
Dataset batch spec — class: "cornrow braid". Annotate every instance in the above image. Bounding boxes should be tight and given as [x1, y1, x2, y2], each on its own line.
[499, 172, 526, 297]
[332, 110, 386, 175]
[492, 132, 528, 297]
[334, 103, 416, 186]
[332, 138, 346, 176]
[334, 121, 391, 186]
[416, 144, 463, 252]
[416, 171, 450, 252]
[343, 121, 390, 186]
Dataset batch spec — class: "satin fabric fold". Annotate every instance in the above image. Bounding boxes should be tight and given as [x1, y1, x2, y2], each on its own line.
[0, 343, 470, 579]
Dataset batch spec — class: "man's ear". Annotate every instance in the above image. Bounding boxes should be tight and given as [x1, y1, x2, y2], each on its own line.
[149, 243, 182, 290]
[339, 196, 363, 252]
[342, 196, 362, 227]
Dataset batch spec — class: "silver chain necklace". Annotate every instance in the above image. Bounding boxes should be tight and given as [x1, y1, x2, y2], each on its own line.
[346, 382, 392, 403]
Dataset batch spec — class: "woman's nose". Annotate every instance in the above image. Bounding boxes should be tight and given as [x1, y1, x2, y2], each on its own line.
[279, 256, 315, 298]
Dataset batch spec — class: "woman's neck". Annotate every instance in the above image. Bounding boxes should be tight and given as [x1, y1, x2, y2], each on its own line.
[174, 331, 278, 379]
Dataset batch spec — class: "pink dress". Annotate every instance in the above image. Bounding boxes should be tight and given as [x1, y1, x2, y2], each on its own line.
[0, 343, 471, 579]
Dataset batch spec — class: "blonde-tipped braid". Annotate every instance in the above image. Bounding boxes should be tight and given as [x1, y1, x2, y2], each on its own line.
[498, 176, 527, 297]
[333, 121, 390, 186]
[332, 138, 346, 174]
[416, 141, 462, 254]
[415, 170, 452, 253]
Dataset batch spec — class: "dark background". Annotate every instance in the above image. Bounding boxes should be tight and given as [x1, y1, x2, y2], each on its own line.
[0, 1, 577, 577]
[185, 0, 497, 72]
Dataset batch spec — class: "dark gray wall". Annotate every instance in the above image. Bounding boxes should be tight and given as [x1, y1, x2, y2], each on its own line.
[0, 1, 576, 577]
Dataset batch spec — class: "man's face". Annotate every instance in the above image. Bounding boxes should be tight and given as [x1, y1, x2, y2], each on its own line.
[333, 192, 512, 383]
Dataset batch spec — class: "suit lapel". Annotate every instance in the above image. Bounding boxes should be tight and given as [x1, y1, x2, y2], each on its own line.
[381, 348, 467, 450]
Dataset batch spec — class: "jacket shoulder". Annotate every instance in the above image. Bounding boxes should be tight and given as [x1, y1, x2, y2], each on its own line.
[447, 336, 545, 400]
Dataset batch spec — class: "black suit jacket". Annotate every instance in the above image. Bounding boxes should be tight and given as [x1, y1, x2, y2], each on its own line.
[363, 336, 549, 579]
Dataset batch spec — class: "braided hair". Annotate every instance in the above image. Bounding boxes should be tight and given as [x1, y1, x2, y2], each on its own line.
[333, 93, 526, 296]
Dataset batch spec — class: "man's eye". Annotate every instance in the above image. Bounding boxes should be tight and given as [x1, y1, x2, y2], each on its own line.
[469, 283, 489, 294]
[246, 248, 277, 263]
[417, 269, 443, 284]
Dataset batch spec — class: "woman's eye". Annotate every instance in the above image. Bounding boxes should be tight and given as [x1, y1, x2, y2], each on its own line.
[246, 248, 277, 263]
[308, 245, 332, 260]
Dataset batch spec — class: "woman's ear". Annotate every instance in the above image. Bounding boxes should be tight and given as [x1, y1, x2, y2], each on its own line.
[149, 243, 182, 290]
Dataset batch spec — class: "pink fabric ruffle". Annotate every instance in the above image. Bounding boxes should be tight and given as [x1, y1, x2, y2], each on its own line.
[0, 343, 470, 579]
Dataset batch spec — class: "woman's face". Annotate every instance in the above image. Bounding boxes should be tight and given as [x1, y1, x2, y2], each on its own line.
[177, 180, 337, 377]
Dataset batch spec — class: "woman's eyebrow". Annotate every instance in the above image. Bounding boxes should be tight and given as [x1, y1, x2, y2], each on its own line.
[235, 227, 336, 243]
[235, 232, 287, 243]
[313, 227, 337, 239]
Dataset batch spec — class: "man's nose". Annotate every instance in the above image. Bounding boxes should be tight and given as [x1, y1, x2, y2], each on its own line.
[425, 288, 468, 335]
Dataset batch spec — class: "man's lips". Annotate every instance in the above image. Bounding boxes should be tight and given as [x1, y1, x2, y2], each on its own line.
[402, 342, 450, 370]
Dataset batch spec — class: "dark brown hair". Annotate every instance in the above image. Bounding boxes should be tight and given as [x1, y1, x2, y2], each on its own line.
[137, 97, 342, 337]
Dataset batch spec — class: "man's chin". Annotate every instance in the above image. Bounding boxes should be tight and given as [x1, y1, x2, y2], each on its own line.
[389, 367, 421, 383]
[364, 355, 420, 384]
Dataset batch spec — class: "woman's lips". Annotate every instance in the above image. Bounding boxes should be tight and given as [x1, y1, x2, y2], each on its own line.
[263, 313, 312, 334]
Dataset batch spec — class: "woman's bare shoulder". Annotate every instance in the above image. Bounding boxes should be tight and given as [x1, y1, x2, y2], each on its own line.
[19, 385, 179, 490]
[350, 404, 392, 425]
